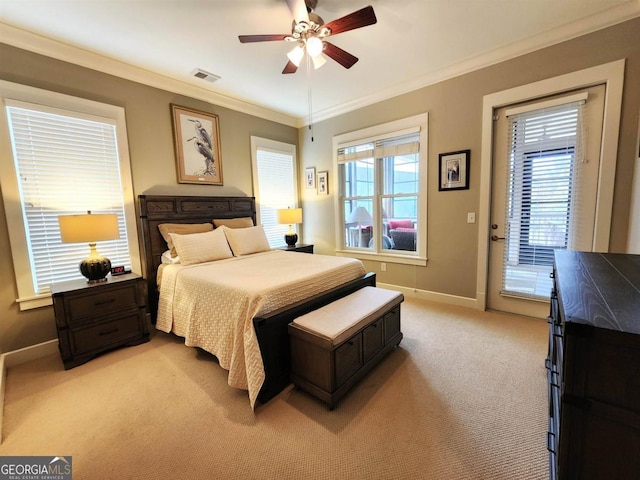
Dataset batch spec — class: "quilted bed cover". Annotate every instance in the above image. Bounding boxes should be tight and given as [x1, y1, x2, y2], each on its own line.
[156, 250, 366, 408]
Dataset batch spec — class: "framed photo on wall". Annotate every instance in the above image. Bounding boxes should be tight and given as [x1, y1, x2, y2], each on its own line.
[305, 167, 316, 189]
[317, 171, 328, 195]
[171, 104, 223, 185]
[439, 149, 470, 191]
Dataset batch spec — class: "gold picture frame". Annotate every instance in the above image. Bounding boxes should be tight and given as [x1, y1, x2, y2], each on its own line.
[171, 104, 223, 185]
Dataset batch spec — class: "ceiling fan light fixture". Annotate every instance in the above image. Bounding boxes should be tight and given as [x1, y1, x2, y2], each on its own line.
[305, 36, 323, 57]
[287, 44, 305, 67]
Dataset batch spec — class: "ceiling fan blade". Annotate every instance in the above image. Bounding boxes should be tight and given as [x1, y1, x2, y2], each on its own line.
[238, 34, 289, 43]
[323, 6, 377, 36]
[282, 60, 299, 74]
[323, 42, 359, 69]
[285, 0, 309, 23]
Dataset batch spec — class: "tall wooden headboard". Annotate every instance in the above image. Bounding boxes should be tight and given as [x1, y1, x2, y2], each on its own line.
[138, 194, 257, 318]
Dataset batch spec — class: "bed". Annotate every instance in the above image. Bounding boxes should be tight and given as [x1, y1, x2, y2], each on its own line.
[138, 194, 376, 407]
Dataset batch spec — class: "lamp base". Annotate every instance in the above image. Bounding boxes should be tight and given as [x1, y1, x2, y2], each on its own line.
[284, 232, 298, 247]
[80, 255, 111, 283]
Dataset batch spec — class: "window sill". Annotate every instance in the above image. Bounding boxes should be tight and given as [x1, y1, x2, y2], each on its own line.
[335, 249, 427, 267]
[16, 293, 53, 311]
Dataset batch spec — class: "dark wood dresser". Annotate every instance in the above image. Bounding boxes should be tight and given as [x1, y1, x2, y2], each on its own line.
[547, 251, 640, 479]
[52, 273, 149, 369]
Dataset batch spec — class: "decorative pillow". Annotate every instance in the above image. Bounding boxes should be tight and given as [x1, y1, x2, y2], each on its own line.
[161, 250, 181, 264]
[212, 217, 254, 229]
[223, 225, 271, 256]
[158, 223, 213, 257]
[388, 219, 414, 230]
[169, 228, 233, 265]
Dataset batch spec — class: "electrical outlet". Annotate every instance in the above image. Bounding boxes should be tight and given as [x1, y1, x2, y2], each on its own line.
[381, 263, 387, 271]
[467, 212, 476, 224]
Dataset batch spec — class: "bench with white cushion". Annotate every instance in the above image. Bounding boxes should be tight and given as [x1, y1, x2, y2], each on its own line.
[288, 286, 403, 409]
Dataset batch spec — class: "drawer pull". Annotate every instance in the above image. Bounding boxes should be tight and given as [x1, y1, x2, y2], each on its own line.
[94, 298, 116, 307]
[98, 328, 119, 336]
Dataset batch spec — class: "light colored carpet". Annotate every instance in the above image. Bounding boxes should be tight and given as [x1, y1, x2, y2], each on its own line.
[0, 298, 549, 480]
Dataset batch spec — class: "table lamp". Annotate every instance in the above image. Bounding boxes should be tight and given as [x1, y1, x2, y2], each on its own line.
[277, 208, 303, 247]
[347, 206, 373, 247]
[58, 212, 120, 283]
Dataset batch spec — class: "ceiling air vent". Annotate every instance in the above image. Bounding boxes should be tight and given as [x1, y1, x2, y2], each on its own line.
[192, 69, 221, 83]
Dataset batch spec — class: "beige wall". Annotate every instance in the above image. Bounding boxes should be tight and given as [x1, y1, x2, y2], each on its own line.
[1, 18, 639, 352]
[300, 18, 640, 299]
[0, 44, 297, 352]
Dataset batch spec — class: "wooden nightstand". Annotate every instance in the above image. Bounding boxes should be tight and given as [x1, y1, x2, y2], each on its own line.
[276, 244, 314, 254]
[51, 273, 149, 369]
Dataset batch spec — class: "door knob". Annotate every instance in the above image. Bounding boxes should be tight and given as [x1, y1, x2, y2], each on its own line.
[491, 235, 505, 241]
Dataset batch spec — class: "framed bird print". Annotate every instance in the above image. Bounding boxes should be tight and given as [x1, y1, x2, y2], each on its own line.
[171, 104, 223, 185]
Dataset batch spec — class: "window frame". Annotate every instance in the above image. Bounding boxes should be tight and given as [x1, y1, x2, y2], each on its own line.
[0, 80, 141, 310]
[250, 136, 299, 247]
[333, 113, 428, 266]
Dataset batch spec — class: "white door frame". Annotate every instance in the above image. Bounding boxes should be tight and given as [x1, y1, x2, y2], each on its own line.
[476, 59, 625, 311]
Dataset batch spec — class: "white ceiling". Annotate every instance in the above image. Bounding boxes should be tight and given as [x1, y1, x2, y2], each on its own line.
[1, 0, 639, 127]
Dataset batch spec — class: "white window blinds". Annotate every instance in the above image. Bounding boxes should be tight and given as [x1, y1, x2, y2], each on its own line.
[6, 102, 132, 294]
[501, 96, 585, 298]
[251, 138, 298, 247]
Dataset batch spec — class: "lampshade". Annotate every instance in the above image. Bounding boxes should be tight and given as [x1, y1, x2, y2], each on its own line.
[277, 208, 303, 225]
[312, 54, 326, 70]
[59, 213, 120, 243]
[287, 45, 305, 67]
[347, 206, 372, 225]
[58, 212, 120, 283]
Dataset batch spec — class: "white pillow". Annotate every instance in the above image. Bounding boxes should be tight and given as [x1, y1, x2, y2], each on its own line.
[161, 250, 181, 264]
[223, 225, 271, 256]
[169, 228, 233, 265]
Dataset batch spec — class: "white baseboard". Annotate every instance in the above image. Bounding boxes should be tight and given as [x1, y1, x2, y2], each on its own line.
[377, 282, 478, 310]
[0, 339, 58, 444]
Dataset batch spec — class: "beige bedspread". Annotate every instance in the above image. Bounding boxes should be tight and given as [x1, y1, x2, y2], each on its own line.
[156, 250, 366, 408]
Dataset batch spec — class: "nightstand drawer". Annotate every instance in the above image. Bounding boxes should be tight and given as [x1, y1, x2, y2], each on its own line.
[66, 284, 139, 323]
[69, 312, 143, 355]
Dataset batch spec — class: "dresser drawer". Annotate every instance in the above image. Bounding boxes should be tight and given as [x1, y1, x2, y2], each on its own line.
[69, 312, 144, 355]
[65, 283, 140, 323]
[335, 334, 362, 386]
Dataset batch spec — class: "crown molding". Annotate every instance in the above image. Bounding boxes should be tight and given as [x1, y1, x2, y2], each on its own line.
[0, 22, 298, 128]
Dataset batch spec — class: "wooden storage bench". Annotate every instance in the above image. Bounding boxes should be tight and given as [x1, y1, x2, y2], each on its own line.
[288, 286, 403, 409]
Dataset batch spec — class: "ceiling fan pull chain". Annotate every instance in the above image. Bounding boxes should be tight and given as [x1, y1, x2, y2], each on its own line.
[307, 54, 314, 142]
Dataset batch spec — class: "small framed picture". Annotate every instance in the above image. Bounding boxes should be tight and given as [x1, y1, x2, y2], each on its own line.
[439, 150, 470, 191]
[171, 104, 223, 185]
[317, 171, 328, 195]
[305, 167, 316, 189]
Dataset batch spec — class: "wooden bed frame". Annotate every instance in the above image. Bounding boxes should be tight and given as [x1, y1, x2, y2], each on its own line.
[138, 194, 376, 404]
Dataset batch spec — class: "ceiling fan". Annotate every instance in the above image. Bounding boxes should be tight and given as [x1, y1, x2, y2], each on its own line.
[239, 0, 377, 74]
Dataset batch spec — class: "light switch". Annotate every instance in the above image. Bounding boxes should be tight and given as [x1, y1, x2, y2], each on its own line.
[467, 212, 476, 224]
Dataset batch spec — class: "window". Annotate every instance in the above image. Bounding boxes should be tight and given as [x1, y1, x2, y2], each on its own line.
[334, 114, 428, 265]
[250, 137, 298, 247]
[0, 81, 140, 310]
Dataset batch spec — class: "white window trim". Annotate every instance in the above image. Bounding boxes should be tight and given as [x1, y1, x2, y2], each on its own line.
[476, 59, 625, 310]
[250, 136, 299, 244]
[0, 80, 141, 310]
[333, 113, 429, 266]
